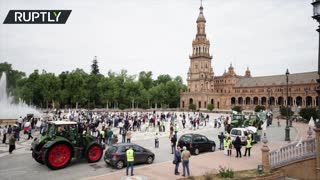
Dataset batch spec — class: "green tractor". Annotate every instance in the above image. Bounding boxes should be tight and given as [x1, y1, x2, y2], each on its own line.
[225, 114, 246, 133]
[31, 121, 103, 170]
[243, 114, 263, 130]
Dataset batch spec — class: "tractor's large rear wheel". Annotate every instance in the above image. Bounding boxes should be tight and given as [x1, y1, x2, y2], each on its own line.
[87, 143, 103, 163]
[45, 143, 72, 170]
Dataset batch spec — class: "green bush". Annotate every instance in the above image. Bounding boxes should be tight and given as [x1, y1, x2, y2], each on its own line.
[207, 104, 214, 111]
[299, 107, 319, 122]
[232, 106, 242, 113]
[189, 103, 196, 110]
[254, 105, 266, 112]
[218, 165, 234, 178]
[280, 106, 294, 117]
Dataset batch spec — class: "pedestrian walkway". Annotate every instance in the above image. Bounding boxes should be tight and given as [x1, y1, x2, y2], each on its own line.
[83, 121, 310, 180]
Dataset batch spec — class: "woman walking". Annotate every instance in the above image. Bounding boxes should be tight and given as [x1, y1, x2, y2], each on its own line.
[9, 133, 16, 154]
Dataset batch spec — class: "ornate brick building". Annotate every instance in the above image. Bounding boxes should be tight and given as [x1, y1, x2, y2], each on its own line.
[180, 5, 318, 112]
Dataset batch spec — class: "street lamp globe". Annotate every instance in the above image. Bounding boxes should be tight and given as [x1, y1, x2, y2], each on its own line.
[312, 0, 320, 22]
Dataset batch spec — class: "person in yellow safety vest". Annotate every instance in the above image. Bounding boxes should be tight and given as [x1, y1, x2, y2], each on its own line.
[223, 136, 228, 150]
[227, 137, 232, 156]
[174, 124, 179, 138]
[100, 129, 105, 144]
[126, 146, 135, 176]
[244, 135, 252, 157]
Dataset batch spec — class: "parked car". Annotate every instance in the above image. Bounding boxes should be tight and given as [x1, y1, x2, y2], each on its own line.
[177, 133, 216, 155]
[104, 143, 155, 169]
[230, 127, 258, 145]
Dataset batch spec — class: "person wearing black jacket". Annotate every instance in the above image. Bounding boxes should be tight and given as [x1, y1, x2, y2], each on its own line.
[233, 136, 242, 158]
[171, 135, 177, 154]
[218, 132, 224, 150]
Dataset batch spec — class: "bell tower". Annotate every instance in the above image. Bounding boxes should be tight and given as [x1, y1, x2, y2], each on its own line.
[187, 3, 214, 93]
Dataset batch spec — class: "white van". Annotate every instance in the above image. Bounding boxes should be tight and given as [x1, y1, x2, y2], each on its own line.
[229, 127, 257, 144]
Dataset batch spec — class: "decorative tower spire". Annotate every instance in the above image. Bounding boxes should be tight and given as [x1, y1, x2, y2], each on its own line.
[245, 67, 252, 78]
[186, 1, 214, 93]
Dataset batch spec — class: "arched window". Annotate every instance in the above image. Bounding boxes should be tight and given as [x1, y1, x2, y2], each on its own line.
[231, 97, 236, 105]
[296, 96, 302, 106]
[261, 97, 267, 105]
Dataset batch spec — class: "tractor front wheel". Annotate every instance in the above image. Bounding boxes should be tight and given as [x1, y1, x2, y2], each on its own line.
[87, 144, 103, 163]
[45, 143, 72, 170]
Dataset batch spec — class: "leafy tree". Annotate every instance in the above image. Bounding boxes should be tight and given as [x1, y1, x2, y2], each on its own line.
[299, 107, 319, 122]
[138, 71, 153, 90]
[155, 74, 172, 85]
[232, 106, 242, 113]
[254, 105, 266, 112]
[280, 106, 294, 117]
[207, 104, 214, 111]
[91, 56, 100, 75]
[64, 69, 88, 109]
[189, 103, 196, 111]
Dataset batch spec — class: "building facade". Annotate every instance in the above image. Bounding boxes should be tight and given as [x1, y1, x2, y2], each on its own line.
[180, 5, 318, 112]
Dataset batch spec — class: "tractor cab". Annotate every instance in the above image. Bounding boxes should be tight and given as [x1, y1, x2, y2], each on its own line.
[45, 121, 78, 142]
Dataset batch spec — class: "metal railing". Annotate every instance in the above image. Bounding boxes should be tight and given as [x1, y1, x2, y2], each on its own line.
[269, 138, 316, 169]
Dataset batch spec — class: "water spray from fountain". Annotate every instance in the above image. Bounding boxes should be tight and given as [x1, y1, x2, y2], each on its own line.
[0, 72, 40, 119]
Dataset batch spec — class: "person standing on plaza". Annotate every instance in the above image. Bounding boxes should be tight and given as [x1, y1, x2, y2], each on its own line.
[174, 124, 179, 138]
[244, 135, 252, 157]
[181, 146, 191, 177]
[227, 136, 232, 156]
[169, 125, 174, 139]
[99, 127, 105, 145]
[126, 146, 134, 176]
[126, 130, 132, 143]
[118, 121, 124, 135]
[174, 146, 181, 175]
[234, 136, 242, 158]
[171, 135, 177, 154]
[182, 118, 186, 129]
[218, 132, 224, 150]
[8, 133, 16, 154]
[155, 133, 159, 148]
[122, 128, 127, 143]
[107, 128, 113, 145]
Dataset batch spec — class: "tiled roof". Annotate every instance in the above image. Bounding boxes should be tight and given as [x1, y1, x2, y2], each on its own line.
[234, 71, 318, 87]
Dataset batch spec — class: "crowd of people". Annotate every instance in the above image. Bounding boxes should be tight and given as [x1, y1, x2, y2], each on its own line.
[0, 109, 257, 178]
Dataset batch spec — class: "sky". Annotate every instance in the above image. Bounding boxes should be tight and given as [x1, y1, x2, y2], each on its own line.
[0, 0, 318, 83]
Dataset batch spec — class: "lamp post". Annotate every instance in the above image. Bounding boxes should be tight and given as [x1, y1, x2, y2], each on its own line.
[267, 88, 271, 110]
[312, 0, 320, 128]
[285, 69, 290, 141]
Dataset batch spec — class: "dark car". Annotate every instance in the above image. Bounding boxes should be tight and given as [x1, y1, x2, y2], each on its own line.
[177, 133, 216, 155]
[104, 143, 155, 169]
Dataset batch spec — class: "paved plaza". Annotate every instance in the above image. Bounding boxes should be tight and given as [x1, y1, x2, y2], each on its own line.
[0, 114, 310, 180]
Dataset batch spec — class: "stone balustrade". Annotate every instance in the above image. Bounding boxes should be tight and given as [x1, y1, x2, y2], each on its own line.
[269, 138, 316, 169]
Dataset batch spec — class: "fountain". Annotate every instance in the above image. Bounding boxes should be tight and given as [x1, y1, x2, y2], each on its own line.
[0, 72, 40, 124]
